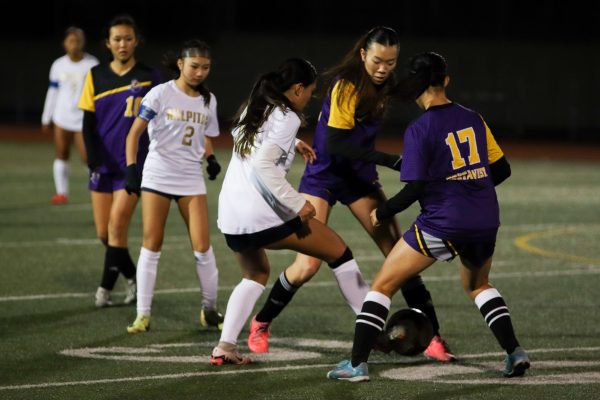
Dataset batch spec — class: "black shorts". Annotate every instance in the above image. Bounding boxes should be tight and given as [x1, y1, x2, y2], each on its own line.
[224, 217, 303, 252]
[141, 187, 183, 202]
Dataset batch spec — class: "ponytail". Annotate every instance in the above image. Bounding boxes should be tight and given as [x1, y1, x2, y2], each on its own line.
[233, 58, 317, 158]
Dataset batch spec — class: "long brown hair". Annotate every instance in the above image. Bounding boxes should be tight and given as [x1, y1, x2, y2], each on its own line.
[322, 26, 399, 121]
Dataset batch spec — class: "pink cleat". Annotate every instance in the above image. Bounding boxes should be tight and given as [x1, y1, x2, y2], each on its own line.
[424, 335, 457, 362]
[248, 315, 270, 353]
[210, 346, 251, 365]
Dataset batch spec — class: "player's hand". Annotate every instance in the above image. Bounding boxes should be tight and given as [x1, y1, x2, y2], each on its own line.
[298, 200, 316, 222]
[295, 140, 316, 164]
[41, 124, 51, 134]
[370, 209, 380, 227]
[206, 154, 221, 180]
[125, 164, 141, 196]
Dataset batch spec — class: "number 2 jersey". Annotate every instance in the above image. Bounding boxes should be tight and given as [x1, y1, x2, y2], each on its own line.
[137, 80, 220, 196]
[78, 62, 161, 174]
[401, 102, 505, 240]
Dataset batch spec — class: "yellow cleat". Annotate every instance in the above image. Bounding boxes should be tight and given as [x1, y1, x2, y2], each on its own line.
[200, 308, 224, 330]
[127, 314, 150, 334]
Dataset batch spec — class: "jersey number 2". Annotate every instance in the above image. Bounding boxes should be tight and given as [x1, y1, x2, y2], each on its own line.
[445, 127, 481, 170]
[182, 126, 195, 146]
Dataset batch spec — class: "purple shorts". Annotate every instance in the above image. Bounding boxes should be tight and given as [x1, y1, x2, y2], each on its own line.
[298, 172, 381, 206]
[88, 171, 126, 193]
[403, 222, 497, 269]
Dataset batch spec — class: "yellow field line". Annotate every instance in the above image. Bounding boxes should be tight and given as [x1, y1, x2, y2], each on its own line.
[513, 227, 600, 265]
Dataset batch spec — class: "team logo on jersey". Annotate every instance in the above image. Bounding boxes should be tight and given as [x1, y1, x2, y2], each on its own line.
[130, 79, 142, 93]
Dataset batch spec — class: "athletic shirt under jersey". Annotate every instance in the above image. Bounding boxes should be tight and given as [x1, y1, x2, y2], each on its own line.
[303, 79, 381, 180]
[218, 107, 303, 235]
[42, 53, 99, 131]
[401, 102, 505, 240]
[137, 80, 220, 195]
[78, 62, 161, 174]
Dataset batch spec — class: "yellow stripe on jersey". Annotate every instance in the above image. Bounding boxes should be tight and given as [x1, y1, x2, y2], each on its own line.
[328, 80, 357, 130]
[414, 224, 429, 257]
[78, 71, 96, 112]
[481, 117, 504, 163]
[94, 81, 153, 102]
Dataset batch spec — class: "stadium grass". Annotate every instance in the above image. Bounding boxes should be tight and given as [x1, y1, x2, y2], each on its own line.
[1, 141, 599, 400]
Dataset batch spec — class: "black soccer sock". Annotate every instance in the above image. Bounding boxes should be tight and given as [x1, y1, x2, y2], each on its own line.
[104, 246, 136, 283]
[475, 288, 520, 354]
[100, 246, 121, 290]
[255, 272, 298, 323]
[400, 275, 441, 335]
[351, 291, 390, 367]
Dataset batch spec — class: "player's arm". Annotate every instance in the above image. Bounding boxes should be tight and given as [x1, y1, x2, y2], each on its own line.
[82, 111, 102, 170]
[250, 142, 307, 217]
[125, 117, 149, 166]
[489, 156, 511, 186]
[326, 127, 402, 170]
[325, 80, 401, 170]
[374, 180, 427, 223]
[482, 117, 511, 186]
[41, 63, 59, 132]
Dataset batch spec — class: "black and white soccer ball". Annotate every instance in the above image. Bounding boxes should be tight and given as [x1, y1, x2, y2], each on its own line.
[373, 308, 434, 356]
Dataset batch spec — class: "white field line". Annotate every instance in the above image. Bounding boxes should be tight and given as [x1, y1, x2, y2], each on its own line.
[0, 363, 331, 391]
[2, 346, 600, 391]
[1, 265, 600, 303]
[2, 266, 600, 303]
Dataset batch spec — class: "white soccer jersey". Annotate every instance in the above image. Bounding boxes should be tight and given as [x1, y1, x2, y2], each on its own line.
[218, 106, 305, 235]
[138, 80, 220, 196]
[41, 53, 98, 131]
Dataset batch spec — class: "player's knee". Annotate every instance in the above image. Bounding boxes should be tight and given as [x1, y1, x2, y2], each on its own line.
[287, 257, 322, 285]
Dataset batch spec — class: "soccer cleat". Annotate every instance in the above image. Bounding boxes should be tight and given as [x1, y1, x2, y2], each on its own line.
[248, 315, 270, 353]
[503, 346, 530, 377]
[51, 194, 68, 205]
[200, 308, 224, 330]
[123, 279, 136, 305]
[127, 314, 151, 334]
[94, 287, 112, 308]
[424, 335, 457, 362]
[326, 360, 370, 382]
[210, 346, 251, 365]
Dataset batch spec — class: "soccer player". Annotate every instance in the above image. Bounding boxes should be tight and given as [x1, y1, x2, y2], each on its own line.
[79, 15, 161, 308]
[327, 52, 530, 382]
[210, 58, 366, 365]
[42, 27, 98, 205]
[249, 26, 455, 362]
[124, 40, 223, 333]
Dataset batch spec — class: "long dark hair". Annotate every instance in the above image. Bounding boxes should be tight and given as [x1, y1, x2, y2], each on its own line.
[395, 51, 448, 100]
[322, 26, 399, 121]
[164, 39, 212, 105]
[233, 58, 317, 158]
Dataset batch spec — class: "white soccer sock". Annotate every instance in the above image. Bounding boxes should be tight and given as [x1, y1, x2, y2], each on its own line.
[53, 159, 70, 195]
[136, 247, 161, 316]
[194, 246, 219, 311]
[331, 259, 369, 314]
[219, 278, 265, 346]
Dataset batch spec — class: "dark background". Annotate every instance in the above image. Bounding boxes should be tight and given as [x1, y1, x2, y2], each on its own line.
[3, 0, 600, 141]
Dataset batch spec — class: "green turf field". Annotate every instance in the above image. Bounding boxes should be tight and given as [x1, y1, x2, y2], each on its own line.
[1, 141, 599, 400]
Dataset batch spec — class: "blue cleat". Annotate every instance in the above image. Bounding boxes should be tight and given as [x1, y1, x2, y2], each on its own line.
[503, 346, 530, 377]
[326, 360, 370, 382]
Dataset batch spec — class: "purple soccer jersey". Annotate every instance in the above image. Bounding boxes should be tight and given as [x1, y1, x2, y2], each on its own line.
[401, 103, 501, 240]
[80, 62, 161, 174]
[299, 79, 382, 203]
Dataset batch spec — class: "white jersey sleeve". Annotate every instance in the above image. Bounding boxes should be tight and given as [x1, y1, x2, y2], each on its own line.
[205, 93, 219, 137]
[248, 108, 305, 216]
[250, 142, 305, 216]
[41, 60, 59, 125]
[138, 84, 164, 121]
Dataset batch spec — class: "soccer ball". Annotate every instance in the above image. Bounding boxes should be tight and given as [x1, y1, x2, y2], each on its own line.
[373, 308, 434, 356]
